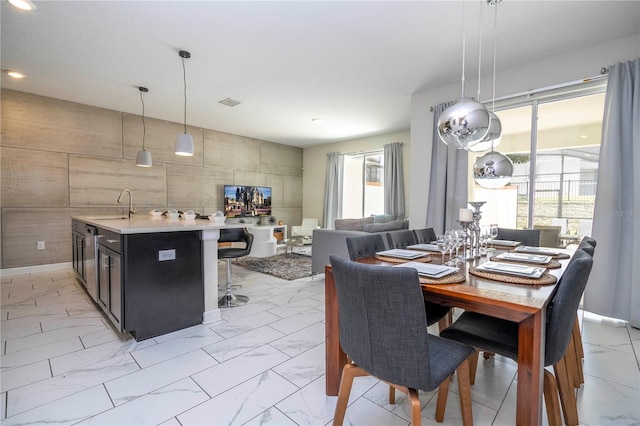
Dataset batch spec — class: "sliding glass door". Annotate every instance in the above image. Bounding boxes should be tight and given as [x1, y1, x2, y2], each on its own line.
[342, 152, 384, 218]
[468, 88, 605, 247]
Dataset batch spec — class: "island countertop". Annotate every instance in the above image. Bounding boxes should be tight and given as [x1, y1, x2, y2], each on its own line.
[72, 215, 253, 234]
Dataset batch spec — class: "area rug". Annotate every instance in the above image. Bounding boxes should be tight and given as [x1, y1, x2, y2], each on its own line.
[234, 252, 312, 280]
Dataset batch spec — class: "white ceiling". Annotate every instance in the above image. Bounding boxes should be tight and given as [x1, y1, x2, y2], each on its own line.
[2, 1, 639, 148]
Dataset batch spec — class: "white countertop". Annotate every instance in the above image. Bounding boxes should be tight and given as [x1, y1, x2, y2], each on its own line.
[73, 215, 254, 234]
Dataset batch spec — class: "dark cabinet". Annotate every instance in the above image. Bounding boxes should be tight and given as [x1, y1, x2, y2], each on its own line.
[96, 229, 123, 330]
[85, 225, 203, 341]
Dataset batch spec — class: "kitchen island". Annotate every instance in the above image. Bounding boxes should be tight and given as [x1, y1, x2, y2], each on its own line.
[72, 215, 252, 340]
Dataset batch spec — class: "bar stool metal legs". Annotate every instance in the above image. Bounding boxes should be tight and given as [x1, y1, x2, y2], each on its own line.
[218, 258, 248, 308]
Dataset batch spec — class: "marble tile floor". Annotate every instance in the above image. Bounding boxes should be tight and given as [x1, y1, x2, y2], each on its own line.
[1, 264, 639, 426]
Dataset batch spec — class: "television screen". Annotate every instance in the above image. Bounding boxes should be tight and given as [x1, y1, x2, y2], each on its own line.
[224, 185, 272, 217]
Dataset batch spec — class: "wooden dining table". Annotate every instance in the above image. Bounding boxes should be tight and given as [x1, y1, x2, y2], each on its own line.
[324, 249, 571, 426]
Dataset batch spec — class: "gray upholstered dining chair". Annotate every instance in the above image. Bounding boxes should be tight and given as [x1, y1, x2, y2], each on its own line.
[386, 229, 417, 248]
[413, 227, 437, 244]
[496, 227, 541, 246]
[218, 227, 254, 308]
[345, 233, 387, 260]
[345, 234, 452, 331]
[329, 255, 474, 426]
[440, 249, 593, 426]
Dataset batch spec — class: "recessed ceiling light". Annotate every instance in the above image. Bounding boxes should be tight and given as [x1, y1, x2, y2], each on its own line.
[8, 0, 36, 11]
[311, 118, 322, 124]
[219, 98, 242, 107]
[3, 70, 26, 79]
[579, 135, 588, 139]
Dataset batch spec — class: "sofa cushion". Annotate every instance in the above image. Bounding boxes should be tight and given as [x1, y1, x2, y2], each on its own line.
[362, 220, 408, 233]
[334, 217, 375, 231]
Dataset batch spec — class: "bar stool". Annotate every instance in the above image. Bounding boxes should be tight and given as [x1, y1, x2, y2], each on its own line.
[218, 227, 253, 308]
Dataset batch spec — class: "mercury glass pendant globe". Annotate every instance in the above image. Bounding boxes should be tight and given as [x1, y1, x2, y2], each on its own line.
[473, 150, 514, 189]
[467, 111, 503, 152]
[437, 98, 491, 149]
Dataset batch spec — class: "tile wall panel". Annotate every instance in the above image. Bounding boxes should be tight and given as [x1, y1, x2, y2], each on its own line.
[260, 141, 303, 177]
[282, 176, 303, 208]
[0, 147, 69, 208]
[166, 164, 230, 211]
[123, 114, 205, 166]
[0, 90, 122, 158]
[204, 130, 261, 172]
[69, 155, 166, 207]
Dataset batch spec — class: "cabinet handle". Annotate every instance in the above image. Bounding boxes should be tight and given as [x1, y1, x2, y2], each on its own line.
[107, 239, 119, 244]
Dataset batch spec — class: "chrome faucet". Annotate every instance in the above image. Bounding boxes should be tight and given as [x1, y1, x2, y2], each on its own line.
[117, 188, 136, 218]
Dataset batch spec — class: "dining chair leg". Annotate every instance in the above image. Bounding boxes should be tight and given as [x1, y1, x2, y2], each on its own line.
[408, 388, 422, 426]
[572, 316, 585, 386]
[468, 350, 479, 386]
[437, 309, 453, 333]
[456, 358, 474, 426]
[332, 363, 369, 426]
[389, 385, 395, 404]
[553, 355, 579, 426]
[565, 331, 581, 389]
[543, 369, 563, 426]
[434, 375, 451, 422]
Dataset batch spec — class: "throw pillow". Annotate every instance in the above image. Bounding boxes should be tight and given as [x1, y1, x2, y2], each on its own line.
[371, 214, 397, 223]
[363, 220, 407, 233]
[334, 217, 375, 231]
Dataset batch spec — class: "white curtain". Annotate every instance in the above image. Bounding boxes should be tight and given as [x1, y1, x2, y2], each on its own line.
[384, 142, 405, 218]
[584, 58, 640, 328]
[426, 102, 469, 235]
[322, 152, 343, 229]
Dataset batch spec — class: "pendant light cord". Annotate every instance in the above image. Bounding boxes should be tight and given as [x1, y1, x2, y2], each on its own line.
[140, 89, 146, 151]
[477, 1, 483, 102]
[182, 56, 188, 134]
[460, 0, 467, 98]
[490, 3, 498, 152]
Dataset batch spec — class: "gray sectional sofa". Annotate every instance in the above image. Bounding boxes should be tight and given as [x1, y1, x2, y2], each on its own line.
[311, 216, 409, 274]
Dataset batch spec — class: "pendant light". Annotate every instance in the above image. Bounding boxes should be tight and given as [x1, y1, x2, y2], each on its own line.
[175, 50, 194, 156]
[473, 0, 514, 189]
[135, 87, 152, 167]
[438, 0, 490, 150]
[468, 0, 503, 153]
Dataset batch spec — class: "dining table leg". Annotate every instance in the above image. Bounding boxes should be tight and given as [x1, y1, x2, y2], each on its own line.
[517, 310, 546, 425]
[325, 266, 346, 396]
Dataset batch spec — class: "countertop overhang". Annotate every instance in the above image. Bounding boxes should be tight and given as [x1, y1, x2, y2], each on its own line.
[73, 215, 254, 234]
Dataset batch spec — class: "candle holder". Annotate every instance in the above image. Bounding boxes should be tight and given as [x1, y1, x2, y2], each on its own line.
[468, 201, 486, 259]
[457, 220, 474, 261]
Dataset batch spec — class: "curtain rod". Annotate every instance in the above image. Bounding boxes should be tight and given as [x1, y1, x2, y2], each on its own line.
[341, 148, 385, 157]
[429, 70, 609, 111]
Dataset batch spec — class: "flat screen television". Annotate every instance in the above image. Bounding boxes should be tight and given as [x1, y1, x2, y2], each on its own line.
[224, 185, 272, 218]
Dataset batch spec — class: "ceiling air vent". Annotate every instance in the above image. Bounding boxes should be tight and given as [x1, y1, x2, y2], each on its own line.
[219, 98, 242, 107]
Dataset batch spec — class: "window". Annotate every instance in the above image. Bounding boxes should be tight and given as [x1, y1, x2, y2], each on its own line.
[342, 152, 384, 218]
[469, 82, 606, 247]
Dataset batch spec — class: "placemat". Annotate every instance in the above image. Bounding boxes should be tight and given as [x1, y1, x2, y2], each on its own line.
[489, 256, 561, 269]
[469, 267, 557, 286]
[419, 272, 465, 285]
[510, 250, 570, 259]
[374, 254, 432, 263]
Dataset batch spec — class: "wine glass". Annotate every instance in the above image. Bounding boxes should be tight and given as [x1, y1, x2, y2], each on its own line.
[489, 224, 499, 250]
[436, 234, 449, 264]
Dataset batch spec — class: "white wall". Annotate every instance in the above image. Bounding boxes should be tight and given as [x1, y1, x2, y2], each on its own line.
[410, 34, 640, 229]
[302, 130, 410, 227]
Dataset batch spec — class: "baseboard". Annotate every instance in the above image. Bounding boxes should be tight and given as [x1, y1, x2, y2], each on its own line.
[0, 262, 73, 277]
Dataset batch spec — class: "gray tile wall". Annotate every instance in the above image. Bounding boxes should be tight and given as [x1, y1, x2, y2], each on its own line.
[0, 89, 303, 269]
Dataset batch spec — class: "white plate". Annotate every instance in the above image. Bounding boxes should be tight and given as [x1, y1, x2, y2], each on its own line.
[394, 261, 458, 278]
[495, 252, 552, 264]
[376, 249, 429, 260]
[407, 243, 440, 252]
[514, 246, 560, 256]
[491, 239, 521, 247]
[476, 261, 545, 278]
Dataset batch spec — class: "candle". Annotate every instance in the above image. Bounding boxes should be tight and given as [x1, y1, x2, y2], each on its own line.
[459, 208, 473, 222]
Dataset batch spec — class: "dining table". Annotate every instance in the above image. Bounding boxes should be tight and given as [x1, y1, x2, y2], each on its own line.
[324, 247, 572, 426]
